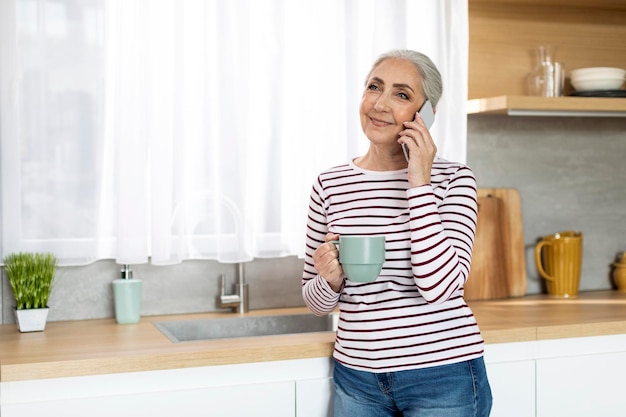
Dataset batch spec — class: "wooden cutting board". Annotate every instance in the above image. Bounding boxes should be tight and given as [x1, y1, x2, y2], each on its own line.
[464, 188, 526, 300]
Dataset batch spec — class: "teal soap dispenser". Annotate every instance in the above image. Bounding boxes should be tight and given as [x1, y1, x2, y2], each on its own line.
[113, 264, 142, 324]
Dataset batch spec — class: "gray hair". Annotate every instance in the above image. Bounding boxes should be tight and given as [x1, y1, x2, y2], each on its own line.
[366, 49, 443, 109]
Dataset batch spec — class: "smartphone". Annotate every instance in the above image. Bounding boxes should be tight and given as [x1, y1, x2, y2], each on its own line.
[402, 100, 435, 162]
[417, 100, 435, 129]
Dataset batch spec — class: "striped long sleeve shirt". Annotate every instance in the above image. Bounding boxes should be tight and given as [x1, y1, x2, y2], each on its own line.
[302, 157, 485, 372]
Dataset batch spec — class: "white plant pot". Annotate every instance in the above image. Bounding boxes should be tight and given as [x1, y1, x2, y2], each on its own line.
[14, 307, 50, 332]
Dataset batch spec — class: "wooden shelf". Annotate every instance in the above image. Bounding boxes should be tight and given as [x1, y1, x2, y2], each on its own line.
[467, 96, 626, 116]
[469, 0, 626, 12]
[468, 2, 626, 99]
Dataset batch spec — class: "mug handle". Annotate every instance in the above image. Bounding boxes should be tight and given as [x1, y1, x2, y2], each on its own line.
[534, 241, 555, 281]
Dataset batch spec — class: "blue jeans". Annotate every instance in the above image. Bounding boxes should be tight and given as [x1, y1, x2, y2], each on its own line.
[333, 357, 492, 417]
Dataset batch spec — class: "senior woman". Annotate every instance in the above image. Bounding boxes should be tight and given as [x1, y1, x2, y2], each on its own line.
[302, 50, 493, 417]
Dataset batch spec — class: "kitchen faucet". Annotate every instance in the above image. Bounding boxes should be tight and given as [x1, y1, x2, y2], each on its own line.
[218, 263, 249, 314]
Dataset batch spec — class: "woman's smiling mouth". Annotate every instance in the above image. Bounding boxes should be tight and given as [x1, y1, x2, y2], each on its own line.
[369, 116, 393, 127]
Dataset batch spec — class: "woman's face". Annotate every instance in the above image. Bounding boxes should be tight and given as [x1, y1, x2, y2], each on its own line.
[360, 58, 425, 147]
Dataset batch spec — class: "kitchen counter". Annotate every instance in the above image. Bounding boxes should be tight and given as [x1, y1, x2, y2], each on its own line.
[2, 290, 626, 382]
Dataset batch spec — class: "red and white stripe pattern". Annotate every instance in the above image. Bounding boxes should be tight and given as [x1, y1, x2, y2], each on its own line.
[302, 157, 485, 372]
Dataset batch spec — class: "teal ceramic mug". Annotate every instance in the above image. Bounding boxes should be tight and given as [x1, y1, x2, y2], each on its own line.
[332, 235, 386, 282]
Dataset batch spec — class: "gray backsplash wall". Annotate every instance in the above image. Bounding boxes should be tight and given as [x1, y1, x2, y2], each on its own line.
[2, 116, 625, 323]
[468, 115, 626, 295]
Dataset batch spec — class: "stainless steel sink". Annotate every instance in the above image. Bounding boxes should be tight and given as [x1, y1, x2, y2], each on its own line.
[154, 313, 337, 343]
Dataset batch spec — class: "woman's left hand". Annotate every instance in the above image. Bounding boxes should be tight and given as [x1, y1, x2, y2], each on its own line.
[398, 112, 437, 187]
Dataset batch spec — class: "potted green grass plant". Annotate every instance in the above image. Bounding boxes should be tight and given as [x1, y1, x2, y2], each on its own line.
[4, 252, 57, 332]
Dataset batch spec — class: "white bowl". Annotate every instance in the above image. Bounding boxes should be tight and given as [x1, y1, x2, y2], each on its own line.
[571, 76, 625, 92]
[570, 67, 626, 79]
[571, 71, 625, 79]
[571, 74, 623, 83]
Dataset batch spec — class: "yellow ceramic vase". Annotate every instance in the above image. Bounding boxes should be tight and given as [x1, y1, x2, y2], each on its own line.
[613, 259, 626, 292]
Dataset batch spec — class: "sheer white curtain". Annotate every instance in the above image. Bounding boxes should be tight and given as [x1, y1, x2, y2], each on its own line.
[0, 0, 468, 266]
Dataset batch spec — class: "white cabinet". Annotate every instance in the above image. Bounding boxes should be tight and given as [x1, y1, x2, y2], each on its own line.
[536, 338, 626, 417]
[484, 341, 537, 417]
[296, 377, 334, 417]
[0, 357, 334, 417]
[484, 334, 626, 417]
[485, 360, 536, 417]
[2, 380, 295, 417]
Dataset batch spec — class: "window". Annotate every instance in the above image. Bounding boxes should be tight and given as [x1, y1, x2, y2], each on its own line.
[0, 0, 468, 265]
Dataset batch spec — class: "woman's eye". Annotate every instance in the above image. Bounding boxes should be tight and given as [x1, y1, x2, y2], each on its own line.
[367, 83, 380, 91]
[397, 92, 409, 100]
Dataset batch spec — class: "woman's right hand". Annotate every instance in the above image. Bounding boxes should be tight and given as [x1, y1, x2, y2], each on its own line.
[399, 111, 437, 187]
[312, 233, 344, 292]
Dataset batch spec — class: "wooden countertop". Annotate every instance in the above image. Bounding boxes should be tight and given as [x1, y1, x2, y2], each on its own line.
[2, 290, 626, 382]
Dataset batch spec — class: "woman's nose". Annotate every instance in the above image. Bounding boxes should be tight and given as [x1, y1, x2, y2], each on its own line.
[373, 94, 390, 112]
